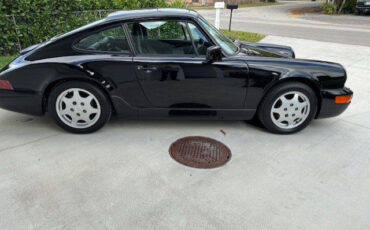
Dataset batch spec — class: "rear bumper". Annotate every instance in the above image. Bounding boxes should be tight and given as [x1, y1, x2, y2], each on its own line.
[316, 87, 353, 119]
[0, 89, 43, 115]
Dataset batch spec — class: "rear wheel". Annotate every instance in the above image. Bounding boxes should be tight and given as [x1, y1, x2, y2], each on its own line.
[258, 82, 317, 134]
[48, 81, 111, 134]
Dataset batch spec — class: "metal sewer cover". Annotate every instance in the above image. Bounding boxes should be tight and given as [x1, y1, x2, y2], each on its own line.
[169, 136, 231, 169]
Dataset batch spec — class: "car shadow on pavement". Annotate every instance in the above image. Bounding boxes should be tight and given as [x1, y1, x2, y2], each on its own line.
[108, 116, 263, 129]
[0, 110, 328, 136]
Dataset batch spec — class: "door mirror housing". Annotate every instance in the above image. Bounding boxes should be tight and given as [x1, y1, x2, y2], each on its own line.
[205, 46, 223, 63]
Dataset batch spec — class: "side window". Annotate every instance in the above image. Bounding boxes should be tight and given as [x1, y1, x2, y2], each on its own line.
[146, 21, 189, 40]
[127, 21, 195, 55]
[188, 23, 211, 56]
[75, 26, 130, 53]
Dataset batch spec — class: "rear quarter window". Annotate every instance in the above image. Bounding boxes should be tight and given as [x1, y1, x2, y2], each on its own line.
[74, 26, 130, 53]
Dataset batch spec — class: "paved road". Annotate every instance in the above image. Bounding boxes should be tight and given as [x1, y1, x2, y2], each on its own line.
[0, 36, 369, 229]
[199, 1, 370, 46]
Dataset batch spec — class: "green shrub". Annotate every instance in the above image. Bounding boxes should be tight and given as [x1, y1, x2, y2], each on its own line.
[167, 0, 188, 8]
[113, 0, 167, 9]
[322, 3, 337, 14]
[0, 0, 183, 55]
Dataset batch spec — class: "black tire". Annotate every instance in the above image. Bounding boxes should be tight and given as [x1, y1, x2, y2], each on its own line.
[258, 82, 317, 134]
[355, 9, 362, 15]
[48, 81, 112, 134]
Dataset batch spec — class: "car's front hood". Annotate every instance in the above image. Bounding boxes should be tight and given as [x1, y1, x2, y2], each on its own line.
[228, 53, 347, 88]
[238, 41, 295, 58]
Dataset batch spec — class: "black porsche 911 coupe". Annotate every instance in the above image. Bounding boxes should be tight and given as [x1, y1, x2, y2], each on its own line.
[0, 9, 353, 134]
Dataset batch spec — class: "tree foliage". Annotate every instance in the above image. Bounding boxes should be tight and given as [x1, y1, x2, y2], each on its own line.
[340, 0, 356, 13]
[322, 0, 355, 14]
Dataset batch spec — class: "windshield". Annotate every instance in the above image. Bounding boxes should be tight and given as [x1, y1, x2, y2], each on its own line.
[197, 17, 239, 56]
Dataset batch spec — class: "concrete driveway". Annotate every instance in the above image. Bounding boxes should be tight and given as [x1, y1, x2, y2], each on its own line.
[0, 36, 370, 229]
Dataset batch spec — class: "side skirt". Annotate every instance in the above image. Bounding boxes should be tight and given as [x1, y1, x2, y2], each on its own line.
[111, 96, 256, 120]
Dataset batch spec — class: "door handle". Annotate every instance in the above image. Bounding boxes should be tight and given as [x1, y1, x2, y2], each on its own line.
[137, 65, 158, 73]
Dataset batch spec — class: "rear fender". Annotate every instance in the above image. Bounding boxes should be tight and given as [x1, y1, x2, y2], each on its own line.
[1, 62, 112, 94]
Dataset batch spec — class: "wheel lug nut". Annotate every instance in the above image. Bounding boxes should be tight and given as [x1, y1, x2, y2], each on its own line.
[295, 108, 298, 110]
[285, 114, 288, 117]
[70, 108, 74, 112]
[290, 104, 293, 106]
[83, 110, 87, 113]
[292, 114, 295, 117]
[73, 101, 77, 105]
[77, 113, 80, 116]
[81, 102, 84, 106]
[284, 108, 287, 111]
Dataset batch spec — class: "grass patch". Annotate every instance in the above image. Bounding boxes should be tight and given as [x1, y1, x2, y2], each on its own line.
[190, 2, 281, 10]
[238, 2, 281, 8]
[0, 55, 17, 69]
[221, 29, 265, 42]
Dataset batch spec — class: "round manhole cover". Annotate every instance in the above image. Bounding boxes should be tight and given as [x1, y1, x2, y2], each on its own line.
[169, 136, 231, 169]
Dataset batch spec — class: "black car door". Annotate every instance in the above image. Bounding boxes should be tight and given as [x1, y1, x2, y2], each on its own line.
[74, 24, 150, 115]
[127, 20, 248, 114]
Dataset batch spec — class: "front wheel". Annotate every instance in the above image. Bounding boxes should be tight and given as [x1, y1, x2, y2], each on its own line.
[258, 82, 317, 134]
[48, 81, 112, 134]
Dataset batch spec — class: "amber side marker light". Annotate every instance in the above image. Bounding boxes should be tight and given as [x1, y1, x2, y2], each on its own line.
[335, 95, 352, 104]
[0, 80, 14, 90]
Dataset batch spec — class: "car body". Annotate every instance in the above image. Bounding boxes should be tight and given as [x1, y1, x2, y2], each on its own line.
[0, 9, 353, 134]
[356, 0, 370, 14]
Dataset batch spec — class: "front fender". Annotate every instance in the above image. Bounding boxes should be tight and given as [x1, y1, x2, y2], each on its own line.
[279, 70, 321, 88]
[244, 57, 345, 110]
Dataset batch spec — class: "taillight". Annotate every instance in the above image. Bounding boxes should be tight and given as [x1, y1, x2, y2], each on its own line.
[0, 80, 14, 90]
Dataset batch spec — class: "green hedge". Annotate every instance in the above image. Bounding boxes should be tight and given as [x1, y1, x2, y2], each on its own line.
[0, 0, 180, 55]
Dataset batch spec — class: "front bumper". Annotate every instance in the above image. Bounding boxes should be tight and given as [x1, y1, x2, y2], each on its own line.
[316, 87, 353, 119]
[0, 89, 43, 115]
[356, 5, 370, 11]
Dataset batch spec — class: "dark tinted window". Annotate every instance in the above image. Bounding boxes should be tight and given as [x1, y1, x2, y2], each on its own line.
[127, 21, 195, 55]
[188, 23, 211, 56]
[75, 26, 130, 53]
[198, 17, 238, 55]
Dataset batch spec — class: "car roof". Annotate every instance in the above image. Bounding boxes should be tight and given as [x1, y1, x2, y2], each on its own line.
[106, 8, 199, 21]
[47, 8, 200, 44]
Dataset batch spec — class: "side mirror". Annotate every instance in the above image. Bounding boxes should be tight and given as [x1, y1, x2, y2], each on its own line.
[205, 46, 222, 63]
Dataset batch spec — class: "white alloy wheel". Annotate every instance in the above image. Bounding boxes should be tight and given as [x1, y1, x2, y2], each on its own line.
[55, 88, 101, 129]
[270, 91, 310, 129]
